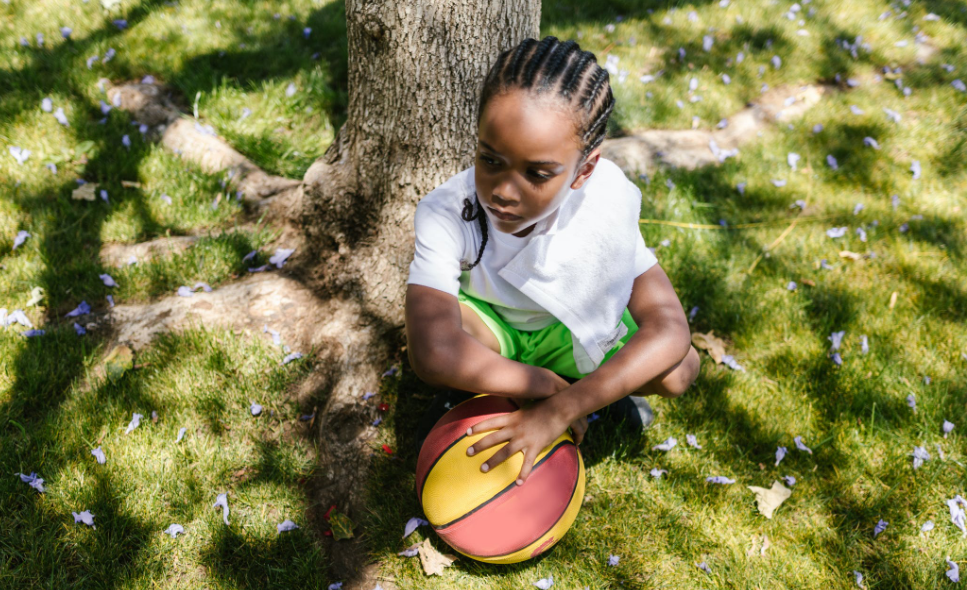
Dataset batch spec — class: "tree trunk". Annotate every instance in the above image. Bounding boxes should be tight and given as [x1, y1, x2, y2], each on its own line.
[299, 1, 539, 585]
[301, 0, 540, 321]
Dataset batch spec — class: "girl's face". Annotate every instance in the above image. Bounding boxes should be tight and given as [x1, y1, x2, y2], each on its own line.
[475, 89, 600, 238]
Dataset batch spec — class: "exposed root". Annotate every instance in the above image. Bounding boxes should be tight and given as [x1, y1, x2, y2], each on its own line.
[602, 84, 826, 176]
[102, 79, 302, 203]
[100, 235, 199, 267]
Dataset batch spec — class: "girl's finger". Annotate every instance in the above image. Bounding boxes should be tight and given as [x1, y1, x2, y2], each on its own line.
[479, 441, 522, 473]
[516, 449, 538, 485]
[467, 427, 514, 456]
[467, 414, 508, 437]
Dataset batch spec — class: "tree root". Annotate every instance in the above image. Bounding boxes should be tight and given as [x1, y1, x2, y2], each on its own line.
[602, 84, 826, 176]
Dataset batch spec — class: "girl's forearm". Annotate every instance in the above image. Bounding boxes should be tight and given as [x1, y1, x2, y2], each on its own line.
[545, 310, 692, 423]
[418, 331, 559, 400]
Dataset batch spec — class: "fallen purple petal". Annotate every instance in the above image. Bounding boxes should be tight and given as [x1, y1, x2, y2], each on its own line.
[177, 286, 194, 297]
[650, 468, 668, 478]
[91, 447, 106, 464]
[911, 160, 921, 179]
[947, 558, 961, 583]
[874, 519, 888, 537]
[250, 403, 263, 416]
[269, 248, 295, 269]
[125, 413, 143, 434]
[74, 322, 86, 335]
[403, 516, 429, 538]
[911, 446, 930, 469]
[907, 394, 916, 412]
[652, 437, 677, 452]
[99, 274, 117, 288]
[213, 493, 230, 525]
[863, 137, 880, 149]
[826, 155, 838, 170]
[608, 554, 620, 566]
[65, 301, 91, 318]
[164, 524, 185, 538]
[72, 510, 95, 528]
[944, 420, 955, 438]
[782, 475, 796, 486]
[282, 352, 304, 365]
[775, 446, 788, 466]
[794, 436, 813, 454]
[533, 575, 554, 589]
[706, 476, 735, 484]
[18, 472, 46, 493]
[921, 520, 935, 532]
[686, 434, 702, 449]
[277, 519, 300, 534]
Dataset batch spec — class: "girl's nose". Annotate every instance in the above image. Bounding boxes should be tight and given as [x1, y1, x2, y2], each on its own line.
[492, 177, 521, 207]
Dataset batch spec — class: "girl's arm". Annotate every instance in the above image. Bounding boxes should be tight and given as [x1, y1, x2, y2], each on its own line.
[405, 284, 564, 400]
[543, 263, 692, 423]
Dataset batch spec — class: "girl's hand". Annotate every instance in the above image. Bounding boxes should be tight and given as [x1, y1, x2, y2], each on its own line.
[465, 399, 573, 485]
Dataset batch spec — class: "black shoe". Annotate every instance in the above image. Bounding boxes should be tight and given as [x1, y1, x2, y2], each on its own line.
[559, 374, 654, 431]
[413, 388, 477, 456]
[595, 395, 655, 430]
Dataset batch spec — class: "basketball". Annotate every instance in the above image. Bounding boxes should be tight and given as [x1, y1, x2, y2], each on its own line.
[415, 394, 586, 564]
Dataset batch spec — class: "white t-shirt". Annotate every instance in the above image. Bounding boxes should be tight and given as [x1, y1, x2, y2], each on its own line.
[406, 165, 658, 332]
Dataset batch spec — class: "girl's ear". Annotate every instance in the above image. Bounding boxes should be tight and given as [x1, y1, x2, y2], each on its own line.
[570, 148, 601, 190]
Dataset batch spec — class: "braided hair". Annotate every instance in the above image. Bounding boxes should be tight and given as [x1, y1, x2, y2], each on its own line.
[462, 36, 616, 271]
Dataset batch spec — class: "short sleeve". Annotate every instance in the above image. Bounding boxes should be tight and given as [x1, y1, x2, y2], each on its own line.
[633, 232, 659, 276]
[406, 199, 465, 297]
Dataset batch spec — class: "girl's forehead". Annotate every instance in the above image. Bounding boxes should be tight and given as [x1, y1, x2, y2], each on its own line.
[478, 91, 581, 163]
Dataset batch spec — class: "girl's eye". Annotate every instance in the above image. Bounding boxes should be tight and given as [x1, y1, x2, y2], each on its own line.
[529, 170, 552, 181]
[479, 154, 499, 167]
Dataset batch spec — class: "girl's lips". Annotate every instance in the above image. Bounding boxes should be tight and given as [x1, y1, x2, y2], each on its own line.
[488, 206, 521, 221]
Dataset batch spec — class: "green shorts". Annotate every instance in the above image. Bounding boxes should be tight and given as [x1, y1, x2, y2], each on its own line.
[457, 290, 639, 379]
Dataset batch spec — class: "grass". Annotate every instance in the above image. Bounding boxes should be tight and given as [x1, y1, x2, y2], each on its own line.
[2, 0, 967, 588]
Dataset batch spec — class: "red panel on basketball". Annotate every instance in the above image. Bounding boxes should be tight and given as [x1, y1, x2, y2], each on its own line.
[434, 441, 579, 558]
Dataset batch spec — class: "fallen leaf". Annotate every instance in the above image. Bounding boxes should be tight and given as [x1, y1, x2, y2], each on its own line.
[748, 481, 792, 519]
[120, 180, 142, 189]
[100, 345, 134, 379]
[329, 511, 354, 540]
[418, 538, 457, 576]
[692, 331, 727, 363]
[72, 183, 98, 201]
[26, 287, 44, 307]
[889, 291, 898, 309]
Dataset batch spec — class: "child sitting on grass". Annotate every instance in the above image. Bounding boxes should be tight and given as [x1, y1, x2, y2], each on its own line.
[405, 36, 700, 486]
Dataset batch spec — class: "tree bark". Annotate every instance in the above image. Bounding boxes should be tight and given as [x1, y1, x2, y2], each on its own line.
[299, 1, 540, 585]
[301, 0, 540, 322]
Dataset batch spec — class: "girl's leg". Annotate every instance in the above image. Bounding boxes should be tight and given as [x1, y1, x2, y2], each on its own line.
[631, 345, 701, 398]
[459, 302, 501, 354]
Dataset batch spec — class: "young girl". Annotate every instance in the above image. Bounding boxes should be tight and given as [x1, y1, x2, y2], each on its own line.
[405, 36, 700, 486]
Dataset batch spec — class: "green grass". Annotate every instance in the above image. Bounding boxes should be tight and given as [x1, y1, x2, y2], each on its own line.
[2, 0, 967, 588]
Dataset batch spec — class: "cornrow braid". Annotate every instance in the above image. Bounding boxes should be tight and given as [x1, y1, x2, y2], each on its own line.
[466, 36, 616, 271]
[460, 195, 489, 271]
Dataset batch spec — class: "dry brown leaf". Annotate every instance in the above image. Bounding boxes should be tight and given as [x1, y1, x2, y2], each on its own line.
[418, 538, 457, 576]
[120, 180, 142, 189]
[801, 279, 816, 287]
[748, 481, 792, 519]
[691, 331, 726, 364]
[839, 250, 863, 261]
[72, 183, 98, 201]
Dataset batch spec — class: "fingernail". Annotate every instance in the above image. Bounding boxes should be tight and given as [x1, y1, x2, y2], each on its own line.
[467, 447, 475, 456]
[516, 479, 524, 486]
[481, 463, 489, 473]
[466, 427, 473, 436]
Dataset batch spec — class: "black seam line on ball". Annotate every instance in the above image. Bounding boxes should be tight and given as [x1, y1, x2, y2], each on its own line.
[432, 440, 576, 531]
